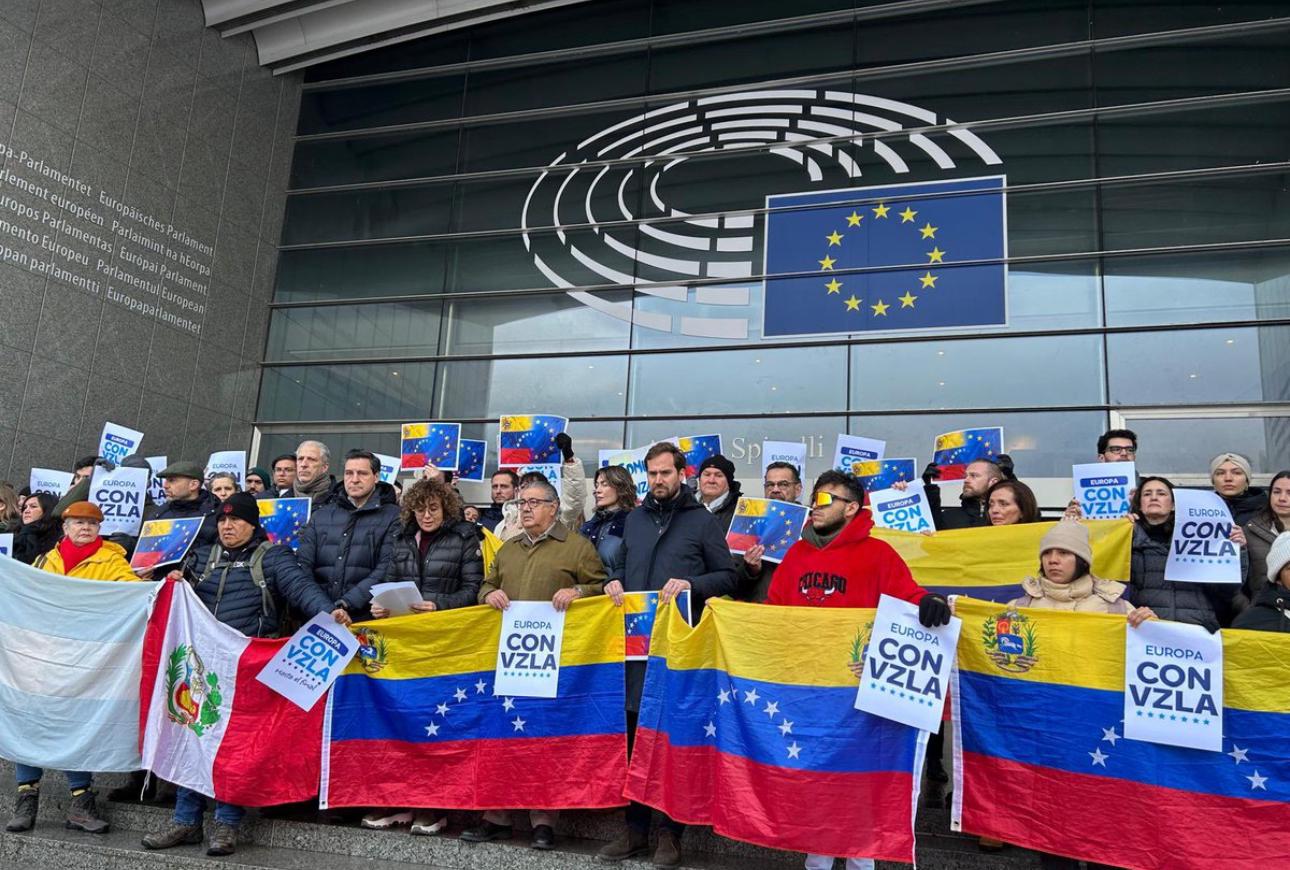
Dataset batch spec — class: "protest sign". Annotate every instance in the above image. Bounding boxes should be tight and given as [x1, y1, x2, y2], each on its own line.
[205, 450, 246, 486]
[370, 581, 423, 616]
[868, 482, 935, 533]
[258, 498, 311, 551]
[0, 534, 11, 558]
[401, 422, 461, 470]
[374, 453, 401, 484]
[676, 434, 722, 477]
[623, 590, 691, 660]
[856, 458, 918, 492]
[601, 445, 651, 498]
[725, 497, 810, 563]
[932, 427, 1003, 480]
[99, 422, 143, 466]
[1166, 490, 1241, 583]
[89, 465, 149, 537]
[456, 439, 487, 482]
[854, 594, 960, 732]
[518, 463, 562, 499]
[146, 456, 167, 505]
[1073, 461, 1135, 519]
[499, 415, 567, 466]
[130, 517, 205, 570]
[256, 613, 359, 712]
[762, 440, 807, 475]
[834, 434, 886, 475]
[29, 468, 73, 498]
[1124, 619, 1223, 752]
[495, 601, 565, 698]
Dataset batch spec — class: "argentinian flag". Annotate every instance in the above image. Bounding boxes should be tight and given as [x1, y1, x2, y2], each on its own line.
[0, 557, 158, 771]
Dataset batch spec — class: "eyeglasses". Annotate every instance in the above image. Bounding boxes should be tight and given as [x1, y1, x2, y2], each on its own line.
[812, 491, 856, 508]
[517, 498, 556, 509]
[1103, 445, 1136, 456]
[765, 480, 796, 489]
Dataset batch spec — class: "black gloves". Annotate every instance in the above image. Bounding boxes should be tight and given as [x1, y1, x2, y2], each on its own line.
[918, 593, 952, 627]
[555, 432, 575, 462]
[921, 462, 941, 485]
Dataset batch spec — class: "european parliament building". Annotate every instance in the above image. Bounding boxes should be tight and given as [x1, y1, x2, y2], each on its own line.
[252, 0, 1290, 505]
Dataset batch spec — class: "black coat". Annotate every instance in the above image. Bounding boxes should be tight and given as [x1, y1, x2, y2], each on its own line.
[1129, 519, 1242, 630]
[580, 508, 628, 582]
[153, 489, 220, 571]
[478, 504, 505, 530]
[924, 484, 989, 530]
[386, 520, 484, 611]
[1221, 487, 1266, 526]
[622, 486, 736, 710]
[1232, 584, 1290, 633]
[297, 482, 401, 618]
[189, 529, 335, 638]
[13, 521, 60, 566]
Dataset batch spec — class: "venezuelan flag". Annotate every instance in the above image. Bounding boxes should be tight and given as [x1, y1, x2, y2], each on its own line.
[873, 519, 1132, 602]
[626, 598, 926, 861]
[932, 426, 1002, 480]
[676, 434, 721, 478]
[257, 497, 310, 551]
[322, 598, 626, 810]
[952, 598, 1290, 870]
[498, 414, 566, 466]
[724, 496, 769, 553]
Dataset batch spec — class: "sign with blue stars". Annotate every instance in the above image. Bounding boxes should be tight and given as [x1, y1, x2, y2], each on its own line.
[854, 594, 961, 732]
[1124, 619, 1223, 752]
[762, 176, 1007, 337]
[1166, 490, 1242, 584]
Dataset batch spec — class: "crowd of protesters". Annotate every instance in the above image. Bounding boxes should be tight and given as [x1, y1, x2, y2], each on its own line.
[2, 427, 1288, 869]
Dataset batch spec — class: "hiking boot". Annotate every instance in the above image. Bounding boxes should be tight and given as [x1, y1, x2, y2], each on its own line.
[596, 828, 649, 862]
[459, 820, 512, 842]
[653, 829, 682, 867]
[207, 820, 238, 856]
[141, 821, 203, 850]
[65, 789, 109, 834]
[106, 771, 156, 803]
[5, 784, 38, 832]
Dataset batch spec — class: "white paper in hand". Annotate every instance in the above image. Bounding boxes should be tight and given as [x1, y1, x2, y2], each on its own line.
[854, 594, 961, 732]
[256, 613, 359, 711]
[370, 581, 425, 616]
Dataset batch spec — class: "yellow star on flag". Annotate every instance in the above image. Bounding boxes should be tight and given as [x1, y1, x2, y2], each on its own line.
[846, 211, 863, 227]
[844, 295, 861, 311]
[898, 291, 918, 308]
[825, 278, 842, 294]
[920, 222, 938, 239]
[899, 207, 917, 223]
[871, 299, 890, 316]
[826, 230, 843, 246]
[872, 202, 890, 218]
[927, 247, 945, 263]
[818, 255, 836, 270]
[919, 271, 938, 289]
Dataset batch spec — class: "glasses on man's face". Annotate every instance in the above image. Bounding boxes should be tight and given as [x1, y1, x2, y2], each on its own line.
[517, 498, 556, 510]
[812, 491, 856, 508]
[1104, 445, 1137, 456]
[765, 480, 795, 490]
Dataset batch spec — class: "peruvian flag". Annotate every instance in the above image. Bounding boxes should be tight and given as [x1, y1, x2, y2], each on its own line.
[139, 579, 324, 805]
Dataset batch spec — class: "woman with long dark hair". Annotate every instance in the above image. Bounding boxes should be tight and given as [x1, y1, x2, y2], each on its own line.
[12, 492, 61, 565]
[1243, 470, 1290, 606]
[580, 465, 637, 602]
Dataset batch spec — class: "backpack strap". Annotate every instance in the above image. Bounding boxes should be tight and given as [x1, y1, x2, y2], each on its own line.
[248, 541, 276, 620]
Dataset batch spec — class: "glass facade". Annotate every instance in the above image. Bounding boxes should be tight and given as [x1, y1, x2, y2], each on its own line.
[258, 0, 1290, 502]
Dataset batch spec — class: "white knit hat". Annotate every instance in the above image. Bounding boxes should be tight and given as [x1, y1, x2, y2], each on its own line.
[1266, 532, 1290, 585]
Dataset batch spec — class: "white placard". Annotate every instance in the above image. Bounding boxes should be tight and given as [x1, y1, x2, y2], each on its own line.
[600, 446, 651, 499]
[255, 613, 359, 712]
[205, 450, 247, 487]
[1124, 619, 1223, 752]
[99, 421, 144, 466]
[1073, 461, 1135, 519]
[29, 468, 73, 498]
[518, 463, 563, 500]
[89, 465, 149, 537]
[145, 455, 167, 505]
[0, 533, 12, 558]
[374, 452, 401, 484]
[1166, 489, 1242, 583]
[854, 594, 960, 732]
[834, 434, 886, 475]
[762, 440, 807, 475]
[494, 600, 565, 699]
[370, 581, 423, 616]
[868, 482, 935, 533]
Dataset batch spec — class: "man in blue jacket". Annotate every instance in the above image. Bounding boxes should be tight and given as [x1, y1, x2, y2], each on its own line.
[599, 441, 735, 867]
[297, 449, 400, 622]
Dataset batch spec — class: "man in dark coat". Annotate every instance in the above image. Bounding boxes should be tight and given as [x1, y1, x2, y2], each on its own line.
[144, 493, 342, 857]
[599, 442, 735, 868]
[149, 461, 220, 574]
[477, 469, 518, 530]
[923, 458, 1005, 530]
[297, 449, 400, 622]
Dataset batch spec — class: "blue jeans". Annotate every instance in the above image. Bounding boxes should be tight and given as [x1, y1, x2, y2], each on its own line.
[13, 764, 91, 791]
[174, 786, 244, 827]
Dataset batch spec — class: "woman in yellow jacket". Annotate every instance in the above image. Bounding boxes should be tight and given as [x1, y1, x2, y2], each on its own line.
[33, 501, 138, 582]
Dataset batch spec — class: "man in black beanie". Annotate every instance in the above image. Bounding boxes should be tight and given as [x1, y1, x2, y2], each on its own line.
[695, 454, 742, 534]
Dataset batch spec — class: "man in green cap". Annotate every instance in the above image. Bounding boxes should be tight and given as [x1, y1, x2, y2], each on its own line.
[149, 461, 220, 575]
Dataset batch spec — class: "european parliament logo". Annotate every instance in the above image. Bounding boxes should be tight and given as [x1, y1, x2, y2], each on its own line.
[763, 177, 1006, 337]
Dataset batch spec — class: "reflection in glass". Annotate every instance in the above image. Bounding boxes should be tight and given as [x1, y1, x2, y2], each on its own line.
[628, 346, 847, 416]
[265, 302, 443, 362]
[1107, 327, 1290, 406]
[258, 363, 436, 422]
[434, 356, 629, 419]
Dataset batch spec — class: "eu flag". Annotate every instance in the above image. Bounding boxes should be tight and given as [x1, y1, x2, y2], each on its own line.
[762, 176, 1006, 337]
[856, 458, 918, 493]
[258, 497, 312, 551]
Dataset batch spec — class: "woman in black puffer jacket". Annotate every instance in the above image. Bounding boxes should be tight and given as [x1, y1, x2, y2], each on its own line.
[12, 492, 60, 565]
[579, 465, 637, 585]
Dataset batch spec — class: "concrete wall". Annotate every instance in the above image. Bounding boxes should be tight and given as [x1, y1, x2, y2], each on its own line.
[0, 0, 298, 482]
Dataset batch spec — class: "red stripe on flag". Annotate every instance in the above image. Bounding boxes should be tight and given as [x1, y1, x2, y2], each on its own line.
[959, 751, 1290, 870]
[498, 448, 533, 466]
[936, 463, 966, 481]
[210, 637, 325, 807]
[725, 532, 761, 552]
[138, 579, 177, 751]
[325, 734, 627, 810]
[625, 636, 650, 657]
[625, 727, 915, 861]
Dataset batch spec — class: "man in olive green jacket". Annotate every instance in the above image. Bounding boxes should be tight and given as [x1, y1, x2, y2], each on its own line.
[463, 477, 606, 851]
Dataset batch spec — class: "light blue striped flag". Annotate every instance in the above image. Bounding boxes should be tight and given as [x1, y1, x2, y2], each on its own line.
[0, 557, 158, 771]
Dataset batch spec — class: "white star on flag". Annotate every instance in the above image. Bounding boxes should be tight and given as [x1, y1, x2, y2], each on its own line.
[475, 679, 487, 694]
[703, 721, 716, 737]
[435, 703, 450, 716]
[763, 701, 779, 717]
[512, 716, 527, 732]
[1228, 745, 1249, 764]
[1247, 770, 1268, 791]
[787, 741, 801, 759]
[502, 697, 515, 712]
[454, 688, 467, 702]
[778, 720, 793, 736]
[1101, 727, 1120, 746]
[744, 687, 760, 705]
[425, 723, 439, 736]
[717, 689, 731, 704]
[1089, 748, 1109, 767]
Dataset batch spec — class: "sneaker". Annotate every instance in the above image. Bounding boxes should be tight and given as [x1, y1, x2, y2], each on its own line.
[207, 820, 238, 856]
[410, 811, 448, 836]
[531, 824, 555, 850]
[458, 820, 512, 843]
[65, 789, 110, 834]
[652, 829, 682, 867]
[596, 828, 649, 862]
[360, 809, 415, 830]
[141, 821, 203, 850]
[5, 785, 38, 833]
